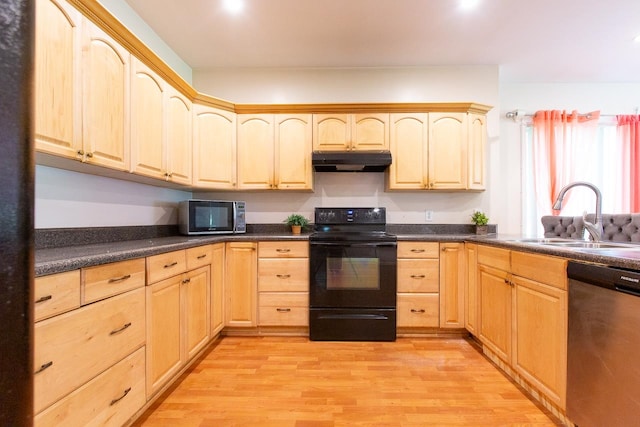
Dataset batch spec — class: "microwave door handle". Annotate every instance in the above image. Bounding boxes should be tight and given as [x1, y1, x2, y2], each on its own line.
[232, 203, 237, 233]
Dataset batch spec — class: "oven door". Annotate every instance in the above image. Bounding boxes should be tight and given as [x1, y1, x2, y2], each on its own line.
[309, 241, 397, 309]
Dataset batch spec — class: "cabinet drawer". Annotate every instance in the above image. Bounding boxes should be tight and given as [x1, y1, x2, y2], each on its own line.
[146, 250, 187, 284]
[397, 259, 439, 292]
[259, 292, 308, 326]
[258, 241, 309, 258]
[397, 293, 439, 327]
[82, 258, 145, 304]
[511, 250, 568, 290]
[34, 347, 145, 426]
[34, 288, 145, 414]
[397, 242, 439, 258]
[477, 245, 510, 271]
[34, 270, 80, 322]
[258, 258, 309, 292]
[186, 245, 213, 270]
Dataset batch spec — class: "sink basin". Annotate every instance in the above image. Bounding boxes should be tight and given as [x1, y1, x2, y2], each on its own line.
[541, 241, 638, 249]
[505, 238, 640, 251]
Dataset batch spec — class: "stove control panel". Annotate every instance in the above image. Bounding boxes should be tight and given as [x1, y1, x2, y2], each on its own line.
[314, 207, 386, 225]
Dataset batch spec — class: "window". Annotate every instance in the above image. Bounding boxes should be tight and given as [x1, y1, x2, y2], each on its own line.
[521, 116, 625, 236]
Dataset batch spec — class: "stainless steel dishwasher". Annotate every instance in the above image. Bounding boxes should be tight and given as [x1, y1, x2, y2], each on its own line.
[567, 261, 640, 427]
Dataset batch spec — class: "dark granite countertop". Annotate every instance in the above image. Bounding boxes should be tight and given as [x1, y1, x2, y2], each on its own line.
[35, 229, 640, 276]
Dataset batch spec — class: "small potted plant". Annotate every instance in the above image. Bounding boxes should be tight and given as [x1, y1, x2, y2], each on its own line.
[284, 213, 309, 235]
[471, 210, 489, 235]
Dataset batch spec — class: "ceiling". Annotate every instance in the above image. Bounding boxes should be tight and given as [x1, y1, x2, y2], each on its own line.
[124, 0, 640, 83]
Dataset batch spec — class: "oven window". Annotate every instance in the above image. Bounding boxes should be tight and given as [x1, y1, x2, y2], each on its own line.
[326, 257, 380, 290]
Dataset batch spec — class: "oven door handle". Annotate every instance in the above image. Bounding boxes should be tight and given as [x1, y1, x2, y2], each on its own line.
[310, 242, 397, 248]
[317, 313, 390, 320]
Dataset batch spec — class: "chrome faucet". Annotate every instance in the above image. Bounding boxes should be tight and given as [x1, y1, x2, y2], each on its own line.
[552, 181, 603, 241]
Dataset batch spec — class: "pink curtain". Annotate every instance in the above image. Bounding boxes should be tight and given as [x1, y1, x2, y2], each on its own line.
[617, 115, 640, 212]
[532, 110, 600, 216]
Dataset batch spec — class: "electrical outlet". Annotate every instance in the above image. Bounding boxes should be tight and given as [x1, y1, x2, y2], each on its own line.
[425, 210, 434, 221]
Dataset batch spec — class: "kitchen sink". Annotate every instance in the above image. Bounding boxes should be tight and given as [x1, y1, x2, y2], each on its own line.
[506, 238, 640, 251]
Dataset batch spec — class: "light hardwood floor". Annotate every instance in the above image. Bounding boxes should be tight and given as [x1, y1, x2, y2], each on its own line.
[133, 336, 561, 426]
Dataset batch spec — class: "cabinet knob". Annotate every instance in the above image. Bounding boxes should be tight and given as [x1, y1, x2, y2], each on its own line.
[86, 152, 93, 158]
[276, 308, 291, 313]
[410, 274, 425, 279]
[108, 274, 131, 283]
[411, 309, 426, 313]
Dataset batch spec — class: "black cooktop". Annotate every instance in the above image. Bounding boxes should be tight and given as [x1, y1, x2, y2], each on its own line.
[311, 207, 397, 242]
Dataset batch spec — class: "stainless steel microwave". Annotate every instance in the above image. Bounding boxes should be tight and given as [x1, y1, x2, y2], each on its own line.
[178, 200, 246, 235]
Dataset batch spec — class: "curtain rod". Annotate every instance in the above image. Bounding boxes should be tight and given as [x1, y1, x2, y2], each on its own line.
[505, 110, 631, 122]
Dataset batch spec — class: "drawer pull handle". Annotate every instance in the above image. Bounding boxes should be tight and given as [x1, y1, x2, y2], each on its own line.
[276, 274, 291, 279]
[109, 322, 132, 335]
[410, 249, 425, 253]
[35, 295, 52, 304]
[182, 278, 191, 284]
[108, 274, 131, 283]
[411, 274, 426, 279]
[110, 387, 132, 406]
[411, 309, 426, 313]
[164, 261, 178, 269]
[276, 249, 291, 253]
[34, 361, 53, 374]
[276, 308, 291, 313]
[197, 254, 207, 259]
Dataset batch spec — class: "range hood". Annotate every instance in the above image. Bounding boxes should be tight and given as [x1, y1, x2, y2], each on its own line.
[312, 151, 392, 172]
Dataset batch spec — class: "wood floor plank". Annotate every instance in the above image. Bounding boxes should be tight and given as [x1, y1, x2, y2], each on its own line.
[133, 337, 562, 426]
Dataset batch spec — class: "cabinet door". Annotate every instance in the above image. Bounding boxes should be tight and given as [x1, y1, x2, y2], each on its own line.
[275, 114, 313, 190]
[146, 276, 182, 398]
[184, 266, 210, 360]
[237, 114, 274, 189]
[464, 243, 478, 335]
[210, 243, 225, 335]
[397, 294, 439, 327]
[313, 114, 350, 151]
[478, 264, 512, 363]
[225, 242, 257, 327]
[428, 112, 467, 189]
[192, 104, 237, 189]
[130, 58, 165, 179]
[82, 20, 130, 170]
[166, 88, 193, 185]
[439, 243, 465, 328]
[512, 275, 567, 409]
[467, 113, 486, 190]
[34, 0, 82, 159]
[352, 113, 389, 151]
[388, 113, 428, 190]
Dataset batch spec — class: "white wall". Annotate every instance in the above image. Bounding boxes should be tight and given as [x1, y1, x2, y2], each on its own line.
[193, 65, 503, 228]
[35, 166, 191, 228]
[97, 0, 192, 84]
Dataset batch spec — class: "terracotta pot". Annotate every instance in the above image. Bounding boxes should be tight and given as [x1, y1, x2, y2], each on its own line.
[291, 225, 302, 235]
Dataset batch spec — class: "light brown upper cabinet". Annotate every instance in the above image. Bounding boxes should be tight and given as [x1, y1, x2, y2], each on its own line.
[34, 0, 82, 160]
[192, 104, 237, 189]
[388, 112, 485, 191]
[313, 113, 389, 151]
[467, 113, 486, 190]
[387, 113, 429, 190]
[164, 87, 193, 185]
[237, 114, 312, 190]
[35, 0, 130, 171]
[81, 17, 131, 170]
[130, 59, 165, 179]
[428, 112, 468, 190]
[130, 59, 192, 184]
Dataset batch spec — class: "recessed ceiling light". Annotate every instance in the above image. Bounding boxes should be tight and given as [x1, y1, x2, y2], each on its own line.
[634, 34, 640, 43]
[459, 0, 481, 11]
[222, 0, 244, 15]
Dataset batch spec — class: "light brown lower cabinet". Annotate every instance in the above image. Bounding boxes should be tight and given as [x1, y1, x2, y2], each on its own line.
[34, 287, 145, 415]
[210, 242, 226, 335]
[396, 242, 440, 328]
[474, 245, 568, 410]
[34, 347, 146, 427]
[225, 242, 258, 327]
[146, 265, 210, 398]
